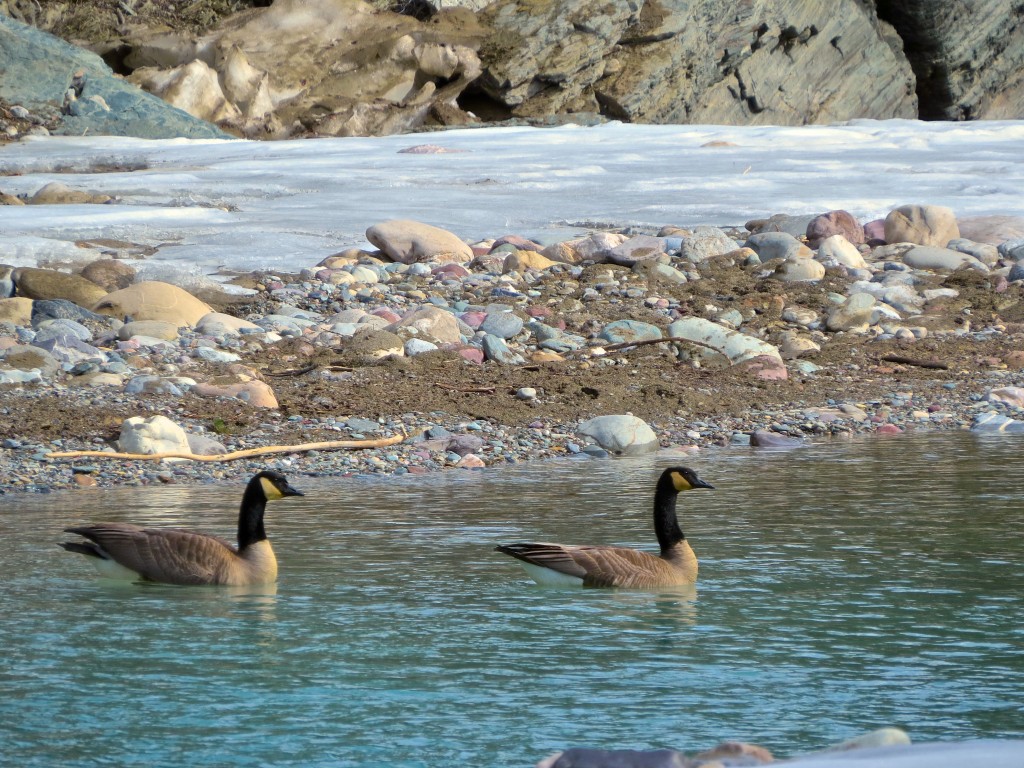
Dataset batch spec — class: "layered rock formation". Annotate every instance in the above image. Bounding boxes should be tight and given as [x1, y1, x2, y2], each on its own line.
[1, 0, 1022, 139]
[875, 0, 1024, 120]
[475, 0, 917, 124]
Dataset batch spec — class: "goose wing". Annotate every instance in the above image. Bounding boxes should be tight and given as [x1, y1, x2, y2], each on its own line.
[495, 543, 589, 579]
[575, 546, 680, 588]
[64, 524, 238, 585]
[496, 542, 676, 587]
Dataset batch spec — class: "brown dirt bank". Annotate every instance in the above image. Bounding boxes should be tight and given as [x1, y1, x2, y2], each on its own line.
[2, 331, 1015, 450]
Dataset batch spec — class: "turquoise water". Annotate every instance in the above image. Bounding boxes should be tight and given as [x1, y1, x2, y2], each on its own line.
[2, 432, 1022, 766]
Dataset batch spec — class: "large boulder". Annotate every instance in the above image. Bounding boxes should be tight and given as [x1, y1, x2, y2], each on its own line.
[884, 204, 960, 247]
[479, 0, 917, 125]
[91, 281, 213, 327]
[367, 220, 474, 265]
[13, 267, 108, 307]
[0, 14, 229, 139]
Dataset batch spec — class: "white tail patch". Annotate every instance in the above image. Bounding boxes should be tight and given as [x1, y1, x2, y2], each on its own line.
[519, 562, 584, 588]
[91, 557, 144, 582]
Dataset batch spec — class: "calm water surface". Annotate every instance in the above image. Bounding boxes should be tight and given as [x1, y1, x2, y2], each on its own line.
[2, 432, 1022, 766]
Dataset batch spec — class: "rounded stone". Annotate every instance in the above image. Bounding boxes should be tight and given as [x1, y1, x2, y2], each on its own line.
[480, 311, 524, 339]
[884, 204, 960, 247]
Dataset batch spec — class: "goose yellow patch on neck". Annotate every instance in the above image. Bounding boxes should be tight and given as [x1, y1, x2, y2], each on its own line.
[260, 477, 284, 500]
[670, 472, 692, 491]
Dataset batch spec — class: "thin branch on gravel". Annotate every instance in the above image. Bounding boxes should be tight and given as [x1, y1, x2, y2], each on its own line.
[45, 431, 419, 463]
[572, 336, 724, 355]
[434, 383, 497, 394]
[877, 355, 949, 370]
[263, 364, 320, 377]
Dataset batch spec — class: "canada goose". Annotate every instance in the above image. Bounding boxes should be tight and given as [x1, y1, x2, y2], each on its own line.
[60, 470, 304, 586]
[495, 466, 714, 588]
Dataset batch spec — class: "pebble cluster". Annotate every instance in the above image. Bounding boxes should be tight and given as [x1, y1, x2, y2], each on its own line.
[3, 202, 1024, 495]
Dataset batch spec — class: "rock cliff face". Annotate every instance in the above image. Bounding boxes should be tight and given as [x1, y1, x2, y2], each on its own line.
[875, 0, 1024, 120]
[474, 0, 917, 124]
[1, 0, 1022, 139]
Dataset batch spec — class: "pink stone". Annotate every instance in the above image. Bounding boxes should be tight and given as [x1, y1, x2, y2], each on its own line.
[459, 311, 487, 329]
[371, 308, 401, 324]
[432, 263, 470, 279]
[0, 336, 18, 351]
[456, 454, 486, 468]
[806, 210, 864, 247]
[191, 380, 279, 408]
[875, 423, 903, 434]
[737, 354, 788, 380]
[864, 218, 887, 244]
[457, 347, 484, 364]
[526, 306, 551, 319]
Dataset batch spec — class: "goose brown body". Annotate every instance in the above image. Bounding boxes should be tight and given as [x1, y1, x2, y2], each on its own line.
[496, 466, 713, 588]
[60, 471, 303, 586]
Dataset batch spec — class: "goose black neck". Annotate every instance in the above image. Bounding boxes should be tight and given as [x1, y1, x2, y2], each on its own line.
[237, 481, 268, 549]
[653, 478, 684, 552]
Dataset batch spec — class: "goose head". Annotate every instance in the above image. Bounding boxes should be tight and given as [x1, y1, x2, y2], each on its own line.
[659, 466, 715, 493]
[253, 470, 305, 501]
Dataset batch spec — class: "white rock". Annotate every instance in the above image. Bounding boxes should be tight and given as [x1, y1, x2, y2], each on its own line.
[118, 415, 191, 456]
[404, 338, 439, 356]
[578, 414, 658, 456]
[668, 317, 782, 365]
[827, 292, 876, 332]
[987, 386, 1024, 408]
[903, 245, 988, 272]
[817, 234, 868, 269]
[776, 256, 826, 282]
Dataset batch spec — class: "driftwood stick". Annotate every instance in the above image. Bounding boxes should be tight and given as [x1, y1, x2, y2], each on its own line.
[878, 354, 949, 370]
[574, 335, 724, 355]
[46, 431, 417, 463]
[434, 382, 497, 394]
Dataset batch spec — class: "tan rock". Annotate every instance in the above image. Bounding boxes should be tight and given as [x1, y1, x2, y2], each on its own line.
[27, 182, 111, 205]
[196, 312, 263, 336]
[129, 60, 242, 124]
[541, 240, 583, 265]
[0, 297, 33, 326]
[503, 249, 557, 273]
[69, 372, 125, 387]
[884, 204, 960, 247]
[366, 219, 473, 265]
[386, 305, 461, 344]
[191, 380, 279, 408]
[91, 281, 213, 327]
[529, 350, 564, 363]
[773, 256, 825, 282]
[12, 267, 108, 306]
[80, 259, 136, 292]
[118, 320, 181, 341]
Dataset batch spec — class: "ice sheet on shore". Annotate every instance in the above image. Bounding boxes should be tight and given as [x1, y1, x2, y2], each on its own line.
[0, 119, 1023, 281]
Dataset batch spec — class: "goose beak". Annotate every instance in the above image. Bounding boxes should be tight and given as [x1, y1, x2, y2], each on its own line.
[693, 477, 715, 490]
[282, 483, 305, 497]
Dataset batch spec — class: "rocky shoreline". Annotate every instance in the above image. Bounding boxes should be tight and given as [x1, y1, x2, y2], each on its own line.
[3, 199, 1024, 496]
[2, 198, 1024, 495]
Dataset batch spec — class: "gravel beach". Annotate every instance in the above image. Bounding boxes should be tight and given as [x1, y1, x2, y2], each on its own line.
[3, 207, 1024, 496]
